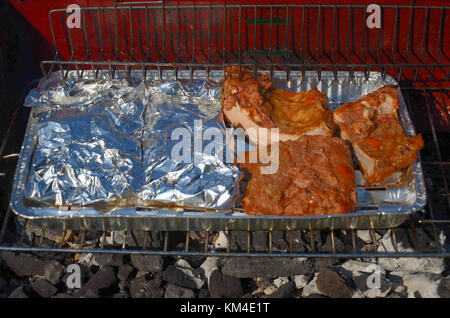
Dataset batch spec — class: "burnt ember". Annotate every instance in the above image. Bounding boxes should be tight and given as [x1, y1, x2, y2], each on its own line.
[0, 225, 449, 298]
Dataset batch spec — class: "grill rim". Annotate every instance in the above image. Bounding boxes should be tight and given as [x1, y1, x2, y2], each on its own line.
[0, 3, 449, 258]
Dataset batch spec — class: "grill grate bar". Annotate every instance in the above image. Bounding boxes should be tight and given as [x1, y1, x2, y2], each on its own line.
[0, 208, 11, 243]
[0, 221, 448, 257]
[0, 244, 448, 258]
[268, 230, 273, 254]
[0, 3, 449, 258]
[39, 60, 450, 92]
[437, 91, 450, 126]
[351, 229, 357, 253]
[143, 231, 149, 250]
[288, 230, 293, 254]
[204, 231, 209, 253]
[80, 228, 86, 248]
[122, 230, 127, 250]
[100, 231, 106, 249]
[330, 230, 336, 254]
[409, 216, 421, 253]
[390, 227, 399, 252]
[38, 226, 46, 248]
[40, 60, 450, 69]
[19, 219, 27, 244]
[163, 231, 168, 252]
[310, 229, 316, 252]
[185, 229, 190, 253]
[370, 227, 378, 252]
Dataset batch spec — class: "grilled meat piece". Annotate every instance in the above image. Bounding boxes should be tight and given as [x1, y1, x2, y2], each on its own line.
[221, 66, 334, 145]
[240, 135, 357, 216]
[333, 86, 424, 184]
[221, 66, 275, 131]
[265, 88, 334, 137]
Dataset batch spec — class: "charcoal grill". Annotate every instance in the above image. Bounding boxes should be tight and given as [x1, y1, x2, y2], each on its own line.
[0, 1, 449, 258]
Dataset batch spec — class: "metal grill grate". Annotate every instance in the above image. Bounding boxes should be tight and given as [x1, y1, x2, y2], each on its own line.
[0, 3, 449, 258]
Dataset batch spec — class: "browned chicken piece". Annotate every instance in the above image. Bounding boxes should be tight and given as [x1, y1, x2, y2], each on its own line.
[333, 86, 424, 184]
[221, 66, 334, 145]
[221, 66, 275, 131]
[265, 88, 334, 137]
[240, 135, 357, 216]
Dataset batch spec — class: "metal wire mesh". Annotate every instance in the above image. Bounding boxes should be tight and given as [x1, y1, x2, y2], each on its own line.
[41, 4, 449, 86]
[0, 3, 449, 257]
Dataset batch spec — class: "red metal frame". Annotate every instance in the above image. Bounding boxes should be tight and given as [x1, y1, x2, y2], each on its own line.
[9, 1, 449, 62]
[8, 0, 450, 128]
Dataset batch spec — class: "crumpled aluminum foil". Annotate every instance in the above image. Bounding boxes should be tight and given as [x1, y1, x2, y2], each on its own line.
[24, 71, 241, 209]
[140, 80, 239, 208]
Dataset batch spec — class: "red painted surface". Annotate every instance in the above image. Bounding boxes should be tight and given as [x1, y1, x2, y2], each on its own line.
[8, 1, 448, 61]
[7, 0, 450, 128]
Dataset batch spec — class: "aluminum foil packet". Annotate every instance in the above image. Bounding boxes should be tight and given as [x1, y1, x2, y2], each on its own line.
[139, 80, 240, 209]
[24, 71, 241, 210]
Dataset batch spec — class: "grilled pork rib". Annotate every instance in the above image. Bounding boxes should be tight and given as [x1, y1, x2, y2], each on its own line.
[240, 136, 357, 216]
[333, 86, 424, 184]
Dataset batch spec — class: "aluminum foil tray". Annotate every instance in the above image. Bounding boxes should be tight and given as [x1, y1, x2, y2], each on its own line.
[10, 70, 426, 231]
